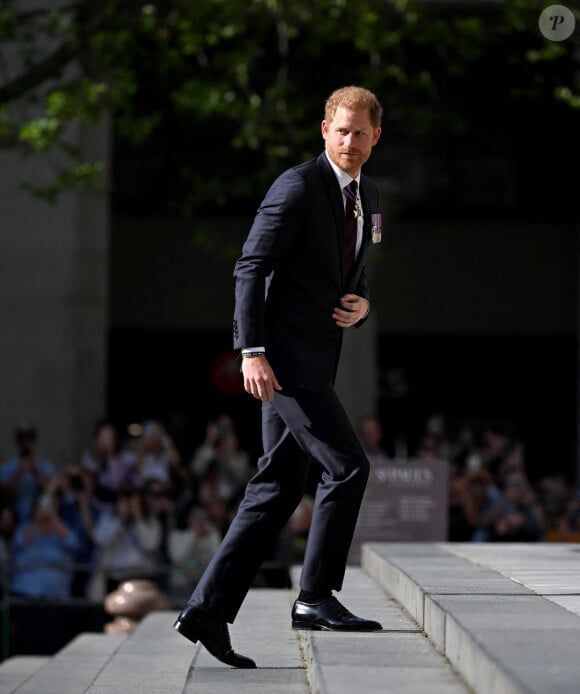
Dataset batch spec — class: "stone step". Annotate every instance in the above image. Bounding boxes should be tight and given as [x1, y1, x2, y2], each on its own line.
[1, 561, 472, 694]
[182, 566, 469, 693]
[0, 634, 124, 694]
[182, 587, 308, 694]
[363, 542, 580, 694]
[0, 655, 48, 694]
[290, 566, 469, 694]
[84, 611, 192, 694]
[0, 594, 307, 694]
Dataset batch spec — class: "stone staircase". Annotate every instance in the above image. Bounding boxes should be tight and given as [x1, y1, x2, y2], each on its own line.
[3, 542, 580, 693]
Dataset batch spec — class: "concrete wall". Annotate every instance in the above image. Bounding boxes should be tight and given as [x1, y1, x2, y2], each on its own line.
[110, 215, 576, 337]
[372, 220, 576, 336]
[109, 214, 576, 437]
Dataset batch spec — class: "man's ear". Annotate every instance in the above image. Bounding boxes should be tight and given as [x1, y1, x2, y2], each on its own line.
[321, 120, 328, 140]
[372, 127, 382, 146]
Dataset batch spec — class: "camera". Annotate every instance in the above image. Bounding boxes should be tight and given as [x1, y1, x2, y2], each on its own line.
[68, 473, 85, 492]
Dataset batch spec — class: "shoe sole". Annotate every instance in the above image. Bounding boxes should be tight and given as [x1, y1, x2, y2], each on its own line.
[292, 620, 381, 632]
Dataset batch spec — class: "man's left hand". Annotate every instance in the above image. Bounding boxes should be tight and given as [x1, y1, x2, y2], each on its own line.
[332, 294, 369, 328]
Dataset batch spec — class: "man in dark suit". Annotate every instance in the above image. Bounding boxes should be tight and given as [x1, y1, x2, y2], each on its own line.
[174, 85, 383, 668]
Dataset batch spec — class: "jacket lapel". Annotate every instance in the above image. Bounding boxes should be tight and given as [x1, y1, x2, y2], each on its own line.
[346, 180, 372, 292]
[316, 153, 346, 278]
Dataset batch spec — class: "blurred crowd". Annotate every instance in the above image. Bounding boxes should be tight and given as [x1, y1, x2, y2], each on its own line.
[355, 413, 580, 544]
[1, 413, 579, 607]
[0, 416, 311, 606]
[410, 418, 580, 544]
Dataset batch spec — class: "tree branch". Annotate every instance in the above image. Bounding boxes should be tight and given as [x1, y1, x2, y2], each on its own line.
[0, 41, 79, 104]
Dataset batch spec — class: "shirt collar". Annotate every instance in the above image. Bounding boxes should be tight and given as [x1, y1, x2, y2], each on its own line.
[324, 150, 360, 193]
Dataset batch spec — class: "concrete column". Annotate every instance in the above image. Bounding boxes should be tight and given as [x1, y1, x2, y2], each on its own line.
[577, 218, 580, 488]
[0, 118, 110, 465]
[575, 45, 580, 489]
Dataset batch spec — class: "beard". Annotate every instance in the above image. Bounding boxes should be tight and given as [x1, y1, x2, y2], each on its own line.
[325, 144, 371, 176]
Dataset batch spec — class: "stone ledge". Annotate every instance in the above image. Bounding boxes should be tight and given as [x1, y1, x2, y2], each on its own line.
[363, 543, 580, 694]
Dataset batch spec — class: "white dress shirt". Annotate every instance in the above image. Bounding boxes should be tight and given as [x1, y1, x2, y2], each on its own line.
[324, 151, 364, 258]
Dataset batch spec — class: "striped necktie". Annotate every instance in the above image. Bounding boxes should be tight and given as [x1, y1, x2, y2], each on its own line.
[343, 180, 358, 279]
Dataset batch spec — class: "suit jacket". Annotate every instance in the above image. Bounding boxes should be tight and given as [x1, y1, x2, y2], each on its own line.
[233, 151, 380, 391]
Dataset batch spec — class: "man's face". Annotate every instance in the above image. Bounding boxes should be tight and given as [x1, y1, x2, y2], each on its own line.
[322, 106, 381, 177]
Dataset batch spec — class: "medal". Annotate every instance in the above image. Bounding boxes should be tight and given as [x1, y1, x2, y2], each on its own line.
[345, 182, 362, 219]
[371, 213, 382, 243]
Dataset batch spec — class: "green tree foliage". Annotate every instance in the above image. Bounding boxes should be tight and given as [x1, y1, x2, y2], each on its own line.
[0, 0, 577, 207]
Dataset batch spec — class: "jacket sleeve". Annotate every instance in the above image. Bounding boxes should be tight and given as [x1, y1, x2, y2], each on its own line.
[232, 168, 307, 349]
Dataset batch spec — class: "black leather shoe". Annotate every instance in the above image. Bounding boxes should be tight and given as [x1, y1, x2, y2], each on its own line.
[173, 605, 256, 668]
[292, 595, 383, 631]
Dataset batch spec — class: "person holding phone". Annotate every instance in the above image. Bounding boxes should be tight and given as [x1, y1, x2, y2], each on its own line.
[0, 423, 56, 523]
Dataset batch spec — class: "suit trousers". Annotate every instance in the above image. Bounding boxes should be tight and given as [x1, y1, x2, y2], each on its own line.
[186, 386, 370, 623]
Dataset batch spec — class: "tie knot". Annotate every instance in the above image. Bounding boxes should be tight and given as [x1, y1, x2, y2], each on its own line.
[344, 180, 358, 204]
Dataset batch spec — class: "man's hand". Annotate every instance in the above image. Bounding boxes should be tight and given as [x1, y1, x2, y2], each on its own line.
[332, 294, 369, 328]
[242, 355, 282, 402]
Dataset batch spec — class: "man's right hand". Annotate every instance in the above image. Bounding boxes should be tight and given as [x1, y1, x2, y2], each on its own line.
[242, 355, 282, 402]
